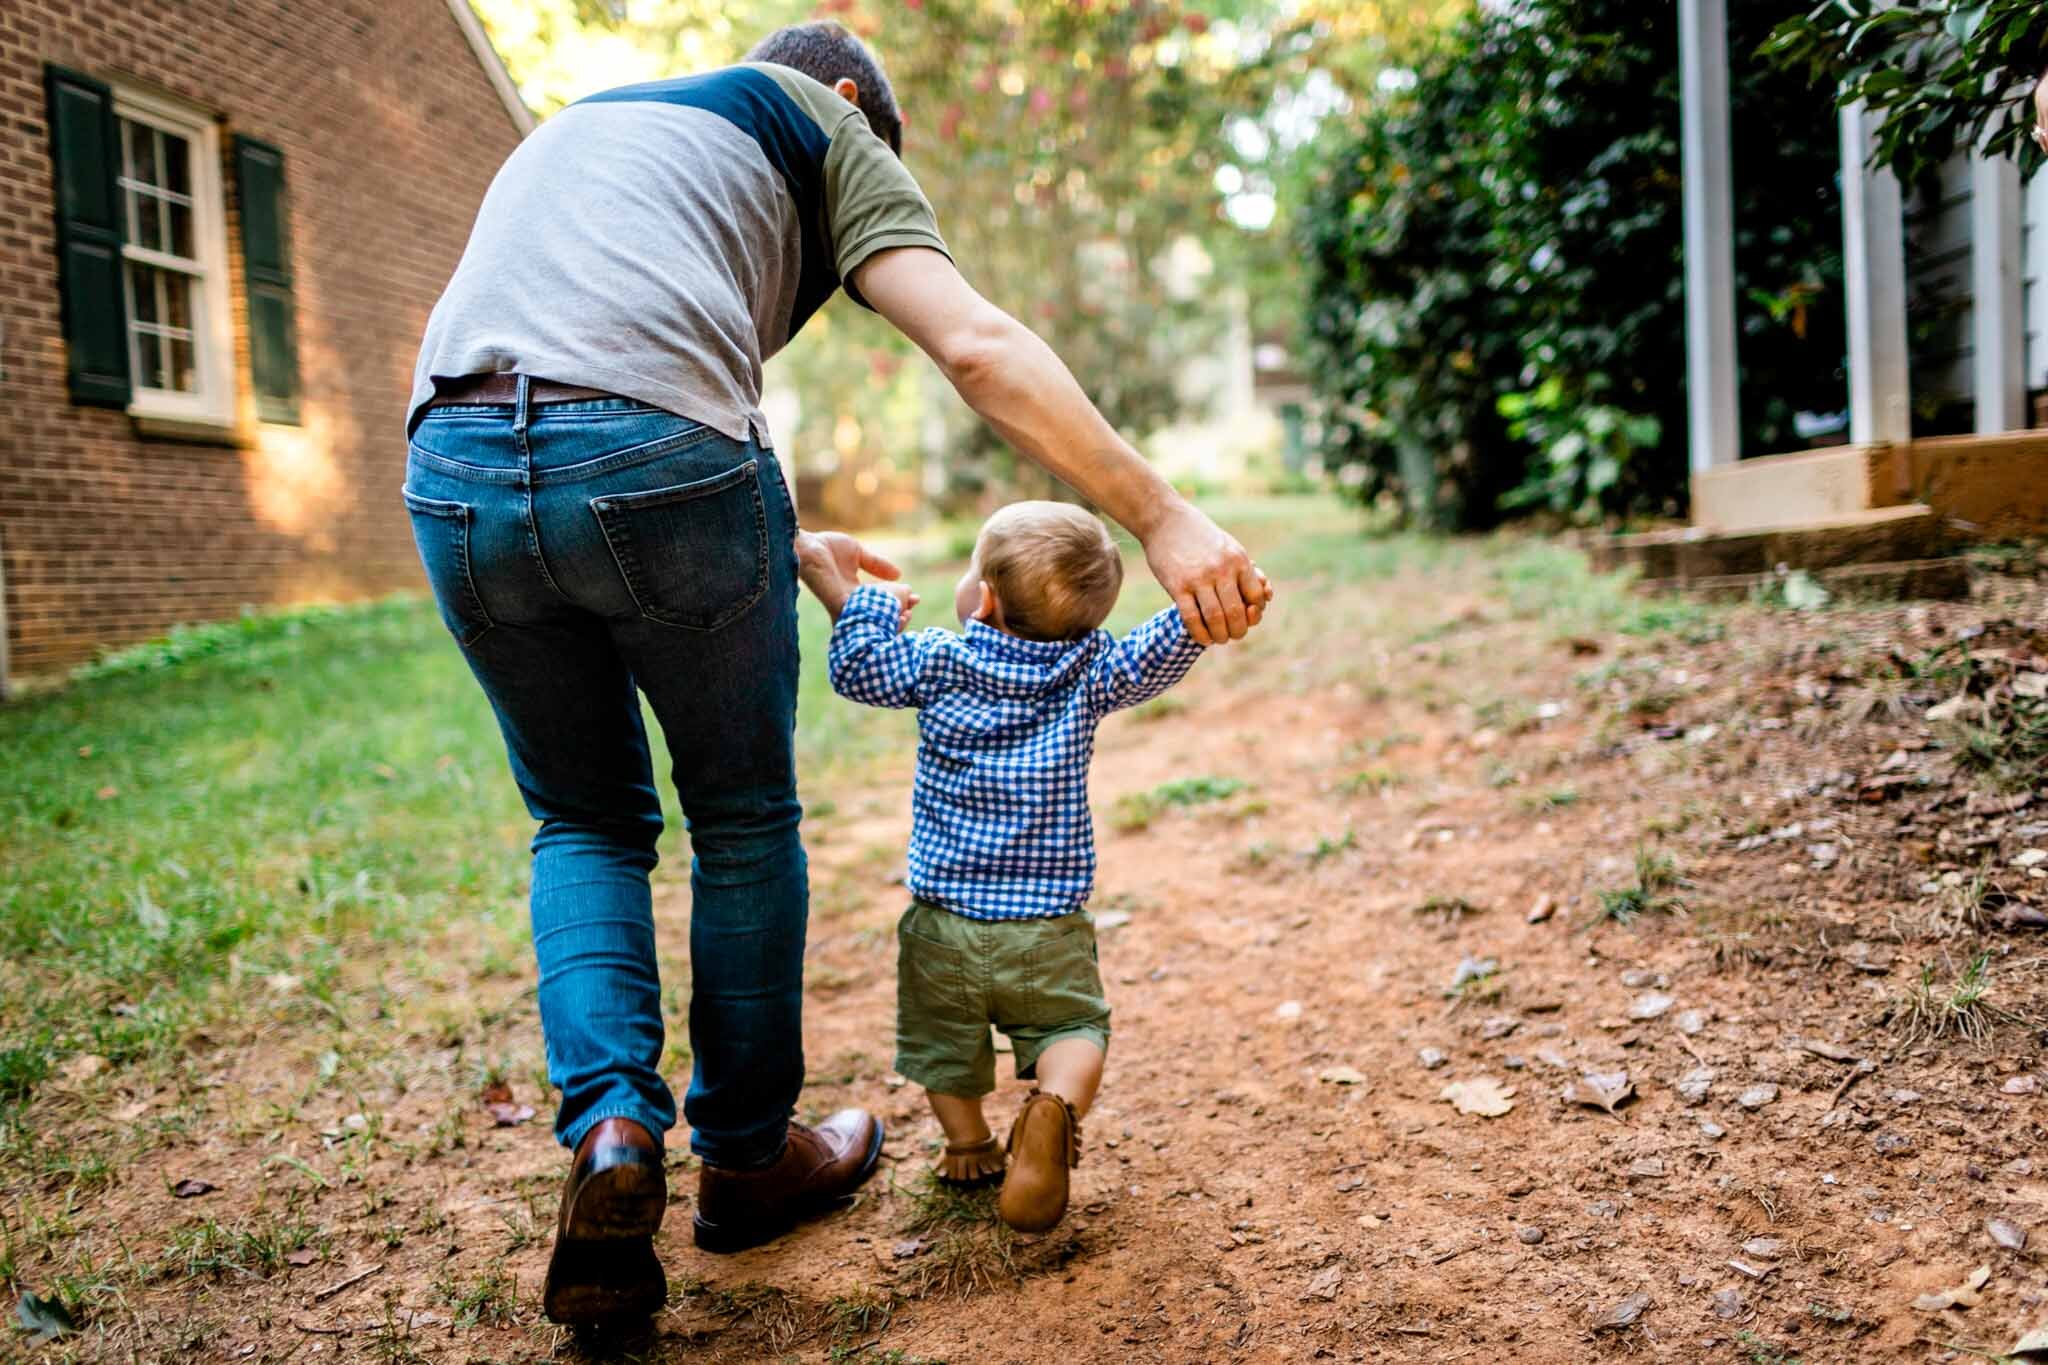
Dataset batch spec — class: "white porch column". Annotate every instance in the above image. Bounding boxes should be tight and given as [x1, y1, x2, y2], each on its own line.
[1839, 100, 1912, 445]
[1970, 150, 2025, 432]
[1679, 0, 1740, 473]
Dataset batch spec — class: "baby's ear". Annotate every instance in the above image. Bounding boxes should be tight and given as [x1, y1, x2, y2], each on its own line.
[975, 580, 999, 623]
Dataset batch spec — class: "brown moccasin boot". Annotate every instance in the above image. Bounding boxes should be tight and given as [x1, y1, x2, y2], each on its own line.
[541, 1117, 667, 1325]
[997, 1090, 1080, 1233]
[693, 1108, 883, 1254]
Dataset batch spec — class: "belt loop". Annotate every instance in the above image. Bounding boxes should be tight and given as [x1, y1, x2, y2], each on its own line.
[513, 373, 531, 434]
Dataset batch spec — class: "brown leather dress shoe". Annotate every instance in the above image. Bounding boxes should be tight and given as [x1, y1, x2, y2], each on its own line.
[693, 1108, 883, 1254]
[541, 1117, 667, 1325]
[997, 1090, 1080, 1233]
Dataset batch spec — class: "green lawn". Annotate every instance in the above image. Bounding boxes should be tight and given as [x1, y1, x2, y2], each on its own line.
[0, 496, 1382, 1110]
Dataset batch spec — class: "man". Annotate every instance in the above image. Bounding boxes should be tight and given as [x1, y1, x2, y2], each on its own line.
[404, 20, 1268, 1325]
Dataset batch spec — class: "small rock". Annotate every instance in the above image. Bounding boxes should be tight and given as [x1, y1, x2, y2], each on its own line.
[1619, 969, 1657, 988]
[1319, 1066, 1368, 1087]
[2002, 1074, 2039, 1096]
[171, 1178, 217, 1199]
[1627, 1157, 1665, 1180]
[1699, 1119, 1726, 1140]
[1480, 1015, 1520, 1041]
[1741, 1238, 1786, 1261]
[1417, 1048, 1448, 1071]
[1677, 1067, 1715, 1106]
[1737, 1083, 1779, 1111]
[1873, 1131, 1912, 1157]
[1518, 1226, 1545, 1245]
[1592, 1291, 1650, 1331]
[1987, 1217, 2028, 1252]
[1673, 1008, 1710, 1036]
[1728, 1258, 1773, 1280]
[1712, 1287, 1747, 1321]
[1303, 1263, 1344, 1301]
[1274, 1000, 1303, 1021]
[1503, 1054, 1526, 1071]
[1627, 993, 1675, 1021]
[1587, 1199, 1619, 1219]
[1526, 893, 1556, 924]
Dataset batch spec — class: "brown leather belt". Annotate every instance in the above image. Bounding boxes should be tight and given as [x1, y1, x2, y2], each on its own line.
[428, 374, 620, 407]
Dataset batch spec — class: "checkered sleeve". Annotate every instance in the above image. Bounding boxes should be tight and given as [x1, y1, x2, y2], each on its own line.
[829, 584, 938, 709]
[1084, 605, 1205, 717]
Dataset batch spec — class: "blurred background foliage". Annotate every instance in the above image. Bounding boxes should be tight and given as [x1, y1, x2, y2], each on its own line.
[1300, 0, 1849, 530]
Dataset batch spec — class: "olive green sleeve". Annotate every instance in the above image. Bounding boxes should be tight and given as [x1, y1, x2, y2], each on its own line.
[820, 110, 950, 308]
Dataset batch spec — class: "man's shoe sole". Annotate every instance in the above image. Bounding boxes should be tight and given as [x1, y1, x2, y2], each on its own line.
[691, 1120, 885, 1254]
[542, 1236, 666, 1325]
[542, 1159, 669, 1324]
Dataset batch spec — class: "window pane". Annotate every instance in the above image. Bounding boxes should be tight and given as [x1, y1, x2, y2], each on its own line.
[135, 192, 162, 252]
[168, 338, 197, 393]
[124, 118, 157, 187]
[163, 132, 190, 198]
[169, 201, 193, 259]
[133, 330, 164, 390]
[163, 273, 192, 333]
[127, 261, 158, 324]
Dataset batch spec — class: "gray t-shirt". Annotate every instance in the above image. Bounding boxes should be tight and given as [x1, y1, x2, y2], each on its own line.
[409, 63, 949, 443]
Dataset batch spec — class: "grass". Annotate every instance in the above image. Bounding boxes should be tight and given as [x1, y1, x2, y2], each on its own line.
[437, 1267, 518, 1327]
[1889, 953, 2022, 1046]
[1412, 895, 1484, 924]
[1596, 846, 1684, 923]
[895, 1174, 1019, 1298]
[1110, 775, 1249, 832]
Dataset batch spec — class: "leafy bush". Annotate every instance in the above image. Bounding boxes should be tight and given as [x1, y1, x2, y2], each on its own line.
[1301, 0, 1848, 528]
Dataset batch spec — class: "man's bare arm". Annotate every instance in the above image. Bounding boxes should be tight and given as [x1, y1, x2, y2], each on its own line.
[850, 245, 1268, 644]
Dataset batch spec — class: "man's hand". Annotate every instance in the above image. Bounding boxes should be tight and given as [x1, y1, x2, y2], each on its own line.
[796, 530, 908, 622]
[1140, 500, 1272, 645]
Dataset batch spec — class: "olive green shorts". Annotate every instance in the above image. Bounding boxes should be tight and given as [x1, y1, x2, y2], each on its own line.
[894, 900, 1111, 1098]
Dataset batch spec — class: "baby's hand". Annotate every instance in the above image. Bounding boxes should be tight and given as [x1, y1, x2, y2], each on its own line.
[877, 581, 920, 630]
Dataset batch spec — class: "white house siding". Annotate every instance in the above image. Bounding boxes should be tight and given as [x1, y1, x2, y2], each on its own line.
[2028, 166, 2048, 390]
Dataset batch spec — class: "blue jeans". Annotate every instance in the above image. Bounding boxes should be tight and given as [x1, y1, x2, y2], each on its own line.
[404, 385, 805, 1168]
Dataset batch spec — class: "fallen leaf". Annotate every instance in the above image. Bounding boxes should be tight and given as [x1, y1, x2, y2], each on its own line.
[1319, 1066, 1369, 1088]
[1728, 1258, 1773, 1280]
[1790, 1038, 1861, 1063]
[1913, 1264, 1991, 1312]
[2011, 1326, 2048, 1360]
[479, 1080, 513, 1106]
[285, 1249, 319, 1267]
[1592, 1291, 1650, 1331]
[1988, 1217, 2028, 1252]
[1741, 1237, 1786, 1261]
[1563, 1070, 1635, 1116]
[1526, 893, 1555, 924]
[891, 1237, 922, 1259]
[1439, 1077, 1516, 1117]
[1095, 909, 1133, 931]
[1627, 1157, 1665, 1180]
[15, 1291, 76, 1341]
[1303, 1264, 1344, 1301]
[485, 1102, 536, 1127]
[171, 1178, 217, 1199]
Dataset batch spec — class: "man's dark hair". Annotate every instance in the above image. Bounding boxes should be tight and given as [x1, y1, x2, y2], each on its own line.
[746, 21, 903, 155]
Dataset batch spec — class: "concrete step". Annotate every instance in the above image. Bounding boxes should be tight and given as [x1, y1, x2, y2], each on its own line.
[1690, 444, 1903, 531]
[1635, 557, 1971, 603]
[1589, 504, 1953, 583]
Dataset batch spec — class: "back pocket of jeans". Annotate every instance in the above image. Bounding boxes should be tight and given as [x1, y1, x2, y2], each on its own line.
[402, 489, 493, 646]
[590, 461, 768, 631]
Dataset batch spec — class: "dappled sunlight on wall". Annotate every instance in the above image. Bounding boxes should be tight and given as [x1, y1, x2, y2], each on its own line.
[239, 407, 349, 553]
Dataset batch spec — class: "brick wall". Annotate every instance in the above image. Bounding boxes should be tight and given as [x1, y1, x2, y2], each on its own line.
[0, 0, 523, 680]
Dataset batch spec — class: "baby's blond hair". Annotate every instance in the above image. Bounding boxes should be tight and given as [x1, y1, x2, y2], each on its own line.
[976, 501, 1124, 642]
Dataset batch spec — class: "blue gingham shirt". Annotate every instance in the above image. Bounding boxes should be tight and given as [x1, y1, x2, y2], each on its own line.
[828, 584, 1205, 920]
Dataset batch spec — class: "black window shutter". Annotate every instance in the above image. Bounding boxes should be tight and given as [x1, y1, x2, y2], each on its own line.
[233, 135, 300, 425]
[43, 64, 131, 407]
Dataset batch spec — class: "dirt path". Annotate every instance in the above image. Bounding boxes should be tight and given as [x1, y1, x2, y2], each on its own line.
[12, 539, 2047, 1363]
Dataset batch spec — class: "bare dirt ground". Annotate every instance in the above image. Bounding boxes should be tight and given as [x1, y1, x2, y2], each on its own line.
[11, 534, 2048, 1364]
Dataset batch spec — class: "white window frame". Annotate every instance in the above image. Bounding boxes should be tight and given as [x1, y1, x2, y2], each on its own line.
[112, 85, 235, 434]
